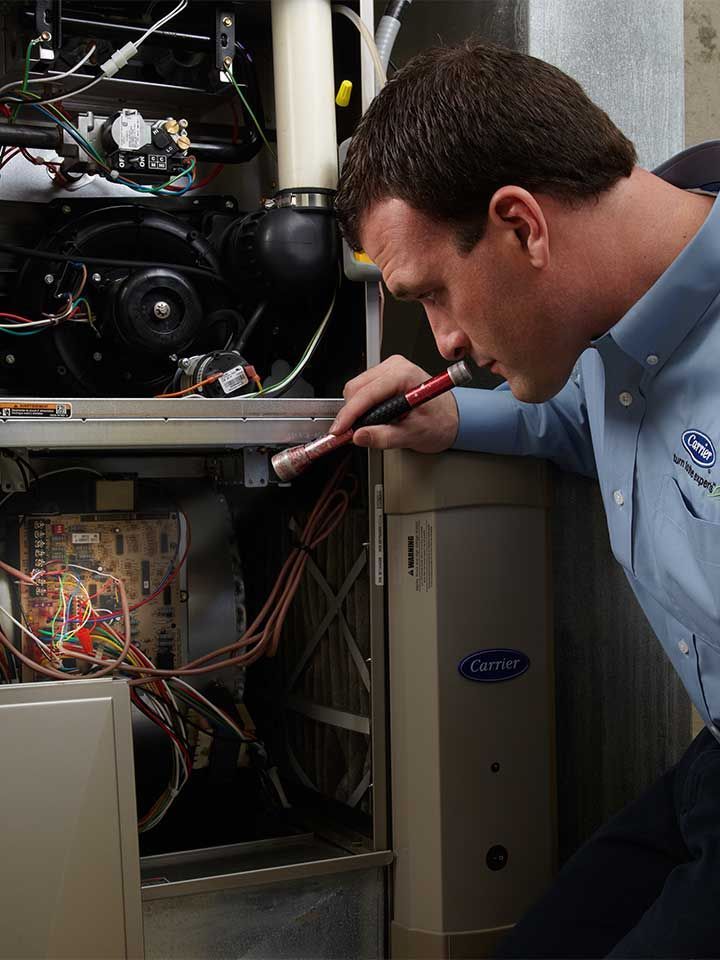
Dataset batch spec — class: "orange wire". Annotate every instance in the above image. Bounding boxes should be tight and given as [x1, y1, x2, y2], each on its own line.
[155, 373, 222, 398]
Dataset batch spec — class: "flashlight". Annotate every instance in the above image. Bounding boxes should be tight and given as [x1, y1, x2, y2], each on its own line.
[271, 359, 473, 481]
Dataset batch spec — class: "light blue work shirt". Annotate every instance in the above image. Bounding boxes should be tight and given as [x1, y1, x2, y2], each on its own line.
[453, 141, 720, 736]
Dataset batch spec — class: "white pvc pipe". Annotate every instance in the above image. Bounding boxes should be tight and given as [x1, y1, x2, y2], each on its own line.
[271, 0, 339, 191]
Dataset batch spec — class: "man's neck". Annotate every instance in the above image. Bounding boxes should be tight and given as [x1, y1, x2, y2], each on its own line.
[576, 167, 715, 338]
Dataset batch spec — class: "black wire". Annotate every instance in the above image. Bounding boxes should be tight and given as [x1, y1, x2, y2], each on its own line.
[2, 450, 39, 484]
[0, 238, 225, 283]
[235, 300, 267, 353]
[142, 687, 241, 743]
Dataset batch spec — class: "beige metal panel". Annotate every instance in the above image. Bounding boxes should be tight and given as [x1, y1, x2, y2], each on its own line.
[0, 679, 143, 960]
[384, 449, 551, 515]
[386, 450, 555, 954]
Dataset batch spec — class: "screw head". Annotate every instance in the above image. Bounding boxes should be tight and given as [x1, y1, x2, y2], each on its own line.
[40, 30, 52, 42]
[92, 351, 102, 362]
[223, 55, 233, 68]
[225, 199, 234, 209]
[153, 300, 171, 320]
[56, 365, 67, 375]
[91, 272, 102, 283]
[44, 273, 55, 285]
[61, 204, 71, 214]
[5, 354, 15, 365]
[223, 16, 233, 27]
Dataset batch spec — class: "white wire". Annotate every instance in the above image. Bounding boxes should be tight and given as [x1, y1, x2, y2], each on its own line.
[332, 5, 387, 89]
[28, 45, 97, 86]
[245, 289, 337, 398]
[0, 599, 54, 659]
[137, 0, 189, 47]
[0, 44, 97, 96]
[0, 319, 55, 329]
[32, 74, 106, 106]
[52, 562, 121, 584]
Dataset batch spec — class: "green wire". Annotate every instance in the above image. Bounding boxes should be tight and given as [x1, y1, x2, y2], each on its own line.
[12, 38, 41, 121]
[227, 63, 276, 161]
[22, 39, 39, 92]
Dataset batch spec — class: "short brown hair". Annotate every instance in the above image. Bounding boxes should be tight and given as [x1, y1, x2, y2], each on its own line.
[336, 39, 637, 252]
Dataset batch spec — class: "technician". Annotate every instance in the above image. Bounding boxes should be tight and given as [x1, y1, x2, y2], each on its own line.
[332, 39, 720, 959]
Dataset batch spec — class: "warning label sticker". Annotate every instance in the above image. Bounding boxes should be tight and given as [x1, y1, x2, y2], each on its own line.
[374, 484, 384, 587]
[0, 402, 72, 419]
[407, 518, 434, 593]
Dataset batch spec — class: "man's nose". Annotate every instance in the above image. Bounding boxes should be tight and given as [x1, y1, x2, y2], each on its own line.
[426, 311, 469, 361]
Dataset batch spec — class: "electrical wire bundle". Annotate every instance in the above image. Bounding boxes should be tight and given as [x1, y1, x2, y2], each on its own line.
[0, 3, 273, 194]
[0, 455, 354, 684]
[0, 262, 94, 337]
[0, 456, 356, 821]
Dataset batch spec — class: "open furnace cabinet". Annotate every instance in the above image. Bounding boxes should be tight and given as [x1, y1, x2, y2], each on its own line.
[0, 2, 390, 958]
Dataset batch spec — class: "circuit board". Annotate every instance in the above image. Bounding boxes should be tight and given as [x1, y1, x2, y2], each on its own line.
[18, 513, 187, 671]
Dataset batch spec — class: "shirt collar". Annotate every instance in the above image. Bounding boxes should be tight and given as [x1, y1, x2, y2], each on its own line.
[593, 140, 720, 374]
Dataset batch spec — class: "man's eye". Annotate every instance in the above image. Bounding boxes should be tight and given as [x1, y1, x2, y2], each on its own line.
[418, 291, 436, 303]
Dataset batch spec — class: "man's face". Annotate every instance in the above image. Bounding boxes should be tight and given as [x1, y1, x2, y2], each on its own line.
[359, 197, 585, 402]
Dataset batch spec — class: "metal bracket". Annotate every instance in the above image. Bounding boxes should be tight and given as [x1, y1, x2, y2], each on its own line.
[0, 453, 30, 495]
[34, 0, 62, 60]
[242, 448, 269, 488]
[216, 9, 237, 79]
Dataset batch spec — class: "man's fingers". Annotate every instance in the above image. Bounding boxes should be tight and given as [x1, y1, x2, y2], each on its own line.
[331, 375, 398, 434]
[333, 359, 430, 434]
[353, 423, 410, 450]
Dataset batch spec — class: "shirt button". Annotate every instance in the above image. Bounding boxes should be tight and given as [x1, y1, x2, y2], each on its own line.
[613, 490, 625, 506]
[618, 391, 633, 407]
[646, 354, 659, 366]
[678, 640, 690, 655]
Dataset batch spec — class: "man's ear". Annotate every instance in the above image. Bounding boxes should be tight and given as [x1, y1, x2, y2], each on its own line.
[488, 186, 550, 269]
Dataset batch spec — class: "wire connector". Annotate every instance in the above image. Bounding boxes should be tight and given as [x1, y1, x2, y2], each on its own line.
[100, 41, 139, 78]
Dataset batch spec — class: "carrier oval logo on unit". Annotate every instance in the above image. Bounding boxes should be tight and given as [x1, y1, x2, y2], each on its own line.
[458, 648, 530, 683]
[682, 430, 716, 468]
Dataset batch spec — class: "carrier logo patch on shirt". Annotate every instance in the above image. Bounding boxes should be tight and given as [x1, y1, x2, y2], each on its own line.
[682, 430, 716, 468]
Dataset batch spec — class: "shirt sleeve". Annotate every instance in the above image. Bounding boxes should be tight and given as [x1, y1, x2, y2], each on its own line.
[452, 373, 597, 479]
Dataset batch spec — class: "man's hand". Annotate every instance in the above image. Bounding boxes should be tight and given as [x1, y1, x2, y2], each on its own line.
[330, 355, 460, 452]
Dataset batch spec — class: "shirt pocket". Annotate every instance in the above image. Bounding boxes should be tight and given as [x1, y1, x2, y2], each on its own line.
[654, 475, 720, 644]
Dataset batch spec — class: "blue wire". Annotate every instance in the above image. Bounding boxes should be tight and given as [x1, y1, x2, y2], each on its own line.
[0, 327, 45, 336]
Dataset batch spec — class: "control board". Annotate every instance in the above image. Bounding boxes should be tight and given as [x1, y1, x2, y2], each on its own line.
[18, 513, 187, 670]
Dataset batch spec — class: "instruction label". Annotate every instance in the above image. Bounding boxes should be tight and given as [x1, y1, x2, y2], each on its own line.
[374, 484, 384, 587]
[0, 401, 71, 419]
[407, 518, 434, 593]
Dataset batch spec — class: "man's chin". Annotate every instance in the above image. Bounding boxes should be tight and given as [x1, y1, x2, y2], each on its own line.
[506, 376, 562, 404]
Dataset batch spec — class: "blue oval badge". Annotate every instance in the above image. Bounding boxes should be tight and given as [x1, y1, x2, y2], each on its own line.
[458, 648, 530, 683]
[682, 429, 716, 468]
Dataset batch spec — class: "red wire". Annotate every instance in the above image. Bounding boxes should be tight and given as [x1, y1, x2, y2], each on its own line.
[131, 690, 192, 771]
[0, 310, 37, 324]
[169, 96, 241, 192]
